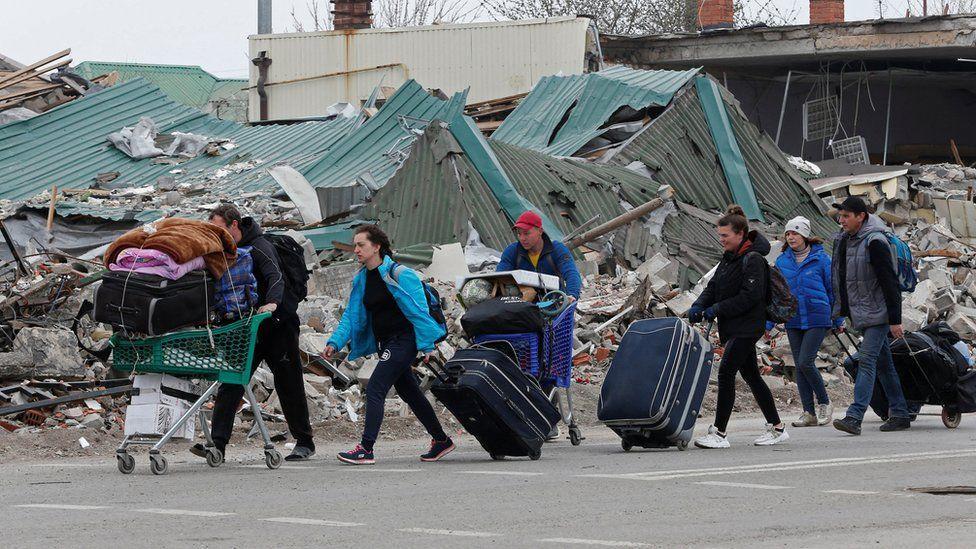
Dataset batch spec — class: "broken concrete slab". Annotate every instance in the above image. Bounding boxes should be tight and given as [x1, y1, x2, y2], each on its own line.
[0, 327, 86, 380]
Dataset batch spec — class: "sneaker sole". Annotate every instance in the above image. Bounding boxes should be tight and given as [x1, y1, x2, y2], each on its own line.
[833, 421, 861, 435]
[189, 445, 207, 459]
[285, 451, 315, 462]
[694, 442, 730, 449]
[420, 443, 456, 462]
[337, 455, 375, 465]
[755, 436, 789, 446]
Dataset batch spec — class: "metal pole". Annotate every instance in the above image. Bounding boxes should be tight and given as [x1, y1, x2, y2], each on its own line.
[883, 67, 893, 166]
[258, 0, 272, 34]
[775, 70, 792, 146]
[568, 191, 673, 250]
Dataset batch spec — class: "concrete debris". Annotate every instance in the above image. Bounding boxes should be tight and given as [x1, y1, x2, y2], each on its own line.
[0, 327, 86, 380]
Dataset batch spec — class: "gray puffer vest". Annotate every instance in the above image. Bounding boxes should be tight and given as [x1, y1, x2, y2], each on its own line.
[831, 214, 891, 329]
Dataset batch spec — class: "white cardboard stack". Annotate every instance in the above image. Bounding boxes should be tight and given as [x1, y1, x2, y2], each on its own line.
[123, 374, 203, 439]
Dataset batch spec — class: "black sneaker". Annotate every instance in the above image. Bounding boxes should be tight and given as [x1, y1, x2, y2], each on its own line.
[337, 444, 375, 465]
[190, 442, 224, 458]
[285, 445, 315, 461]
[420, 438, 456, 462]
[833, 416, 862, 435]
[880, 416, 911, 432]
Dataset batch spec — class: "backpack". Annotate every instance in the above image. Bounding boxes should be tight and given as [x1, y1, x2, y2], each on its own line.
[264, 233, 310, 308]
[391, 262, 448, 343]
[214, 245, 259, 319]
[882, 233, 918, 293]
[750, 253, 798, 324]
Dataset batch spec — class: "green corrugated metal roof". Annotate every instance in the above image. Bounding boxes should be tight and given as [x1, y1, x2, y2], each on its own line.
[302, 80, 468, 191]
[492, 66, 700, 156]
[0, 78, 355, 201]
[74, 62, 246, 111]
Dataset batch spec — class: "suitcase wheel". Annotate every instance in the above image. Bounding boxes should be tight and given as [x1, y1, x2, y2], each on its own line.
[676, 439, 689, 451]
[942, 407, 962, 429]
[621, 439, 633, 452]
[490, 453, 505, 461]
[569, 425, 583, 446]
[528, 449, 542, 461]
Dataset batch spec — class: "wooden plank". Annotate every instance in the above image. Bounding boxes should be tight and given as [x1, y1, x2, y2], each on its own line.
[0, 48, 69, 88]
[951, 139, 965, 166]
[0, 59, 71, 92]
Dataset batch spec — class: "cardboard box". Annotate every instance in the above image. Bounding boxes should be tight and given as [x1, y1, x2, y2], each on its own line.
[131, 373, 204, 407]
[123, 402, 196, 440]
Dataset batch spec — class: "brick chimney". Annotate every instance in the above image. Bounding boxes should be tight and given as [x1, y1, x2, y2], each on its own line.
[332, 0, 372, 30]
[810, 0, 844, 24]
[697, 0, 734, 30]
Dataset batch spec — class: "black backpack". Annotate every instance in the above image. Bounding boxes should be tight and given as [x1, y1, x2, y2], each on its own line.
[748, 252, 798, 324]
[264, 233, 310, 309]
[391, 262, 448, 343]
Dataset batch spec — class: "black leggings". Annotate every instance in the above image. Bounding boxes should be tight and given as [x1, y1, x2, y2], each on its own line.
[361, 332, 448, 451]
[715, 336, 781, 432]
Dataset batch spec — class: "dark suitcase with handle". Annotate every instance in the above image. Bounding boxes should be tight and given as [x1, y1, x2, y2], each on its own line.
[598, 317, 713, 451]
[430, 344, 560, 460]
[93, 270, 215, 336]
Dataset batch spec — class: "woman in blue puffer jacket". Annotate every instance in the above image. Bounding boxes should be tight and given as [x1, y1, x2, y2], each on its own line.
[767, 216, 842, 428]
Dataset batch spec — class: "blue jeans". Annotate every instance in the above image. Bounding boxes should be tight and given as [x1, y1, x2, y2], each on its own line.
[847, 325, 909, 421]
[786, 328, 830, 414]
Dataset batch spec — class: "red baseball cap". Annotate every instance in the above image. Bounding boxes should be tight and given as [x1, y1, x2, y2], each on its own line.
[513, 211, 543, 230]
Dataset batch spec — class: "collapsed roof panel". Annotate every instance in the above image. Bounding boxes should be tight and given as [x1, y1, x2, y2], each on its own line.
[74, 62, 245, 111]
[301, 80, 468, 192]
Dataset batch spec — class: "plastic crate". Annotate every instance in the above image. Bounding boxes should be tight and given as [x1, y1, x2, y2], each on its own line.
[472, 332, 543, 377]
[542, 302, 577, 388]
[110, 313, 270, 385]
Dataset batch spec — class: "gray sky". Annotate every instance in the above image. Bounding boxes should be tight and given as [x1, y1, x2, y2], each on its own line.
[0, 1, 936, 79]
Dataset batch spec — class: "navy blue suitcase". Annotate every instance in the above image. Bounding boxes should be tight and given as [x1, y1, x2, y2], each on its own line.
[598, 317, 713, 451]
[431, 345, 560, 460]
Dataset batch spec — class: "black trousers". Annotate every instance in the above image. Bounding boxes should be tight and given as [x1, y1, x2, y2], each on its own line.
[715, 336, 781, 432]
[210, 316, 314, 448]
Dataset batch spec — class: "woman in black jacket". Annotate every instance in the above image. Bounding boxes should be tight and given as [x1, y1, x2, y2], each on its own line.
[688, 205, 788, 449]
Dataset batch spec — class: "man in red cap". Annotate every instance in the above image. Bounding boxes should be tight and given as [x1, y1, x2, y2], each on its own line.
[496, 210, 581, 300]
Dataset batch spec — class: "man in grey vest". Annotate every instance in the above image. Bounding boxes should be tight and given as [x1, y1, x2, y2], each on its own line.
[830, 196, 911, 435]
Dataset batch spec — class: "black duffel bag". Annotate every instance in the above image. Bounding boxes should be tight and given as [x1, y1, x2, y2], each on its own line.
[461, 297, 545, 338]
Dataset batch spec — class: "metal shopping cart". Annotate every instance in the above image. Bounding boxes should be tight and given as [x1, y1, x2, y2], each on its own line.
[472, 300, 584, 445]
[111, 312, 279, 475]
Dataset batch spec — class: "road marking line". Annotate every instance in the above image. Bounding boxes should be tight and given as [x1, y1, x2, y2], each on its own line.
[539, 537, 651, 547]
[579, 449, 976, 481]
[458, 470, 544, 477]
[15, 504, 108, 510]
[398, 527, 497, 538]
[343, 468, 422, 473]
[137, 509, 236, 517]
[824, 490, 878, 495]
[241, 465, 313, 470]
[697, 481, 791, 490]
[262, 517, 364, 527]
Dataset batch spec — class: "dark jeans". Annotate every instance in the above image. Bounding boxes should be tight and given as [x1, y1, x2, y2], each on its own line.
[848, 325, 909, 421]
[715, 336, 781, 432]
[786, 328, 830, 414]
[362, 332, 448, 451]
[211, 316, 314, 449]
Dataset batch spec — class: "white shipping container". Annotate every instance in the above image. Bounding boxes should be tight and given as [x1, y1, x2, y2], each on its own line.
[247, 17, 591, 121]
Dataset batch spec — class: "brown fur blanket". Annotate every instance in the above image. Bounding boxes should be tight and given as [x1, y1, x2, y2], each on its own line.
[104, 218, 237, 278]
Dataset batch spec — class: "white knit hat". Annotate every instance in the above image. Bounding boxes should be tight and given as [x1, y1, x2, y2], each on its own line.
[785, 216, 811, 239]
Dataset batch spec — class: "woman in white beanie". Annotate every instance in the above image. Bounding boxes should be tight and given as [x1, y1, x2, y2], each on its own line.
[768, 216, 841, 427]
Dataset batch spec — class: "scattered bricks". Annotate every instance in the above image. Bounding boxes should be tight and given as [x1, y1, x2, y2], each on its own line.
[0, 420, 19, 432]
[876, 200, 910, 225]
[572, 353, 592, 366]
[79, 413, 104, 429]
[22, 409, 46, 426]
[595, 347, 611, 362]
[923, 266, 952, 291]
[931, 288, 958, 316]
[953, 267, 973, 286]
[63, 406, 85, 420]
[665, 292, 695, 317]
[902, 308, 928, 333]
[948, 312, 976, 340]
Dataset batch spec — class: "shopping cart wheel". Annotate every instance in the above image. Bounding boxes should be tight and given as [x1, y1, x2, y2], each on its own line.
[528, 449, 541, 461]
[206, 448, 223, 468]
[149, 454, 168, 476]
[677, 440, 689, 451]
[942, 407, 962, 429]
[490, 453, 505, 461]
[569, 425, 583, 446]
[265, 449, 283, 469]
[116, 452, 135, 475]
[621, 439, 633, 452]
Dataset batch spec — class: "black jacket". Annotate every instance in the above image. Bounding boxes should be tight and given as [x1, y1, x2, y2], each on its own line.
[693, 230, 770, 343]
[238, 217, 287, 314]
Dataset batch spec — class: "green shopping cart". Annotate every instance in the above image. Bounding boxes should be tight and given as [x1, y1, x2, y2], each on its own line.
[111, 312, 281, 475]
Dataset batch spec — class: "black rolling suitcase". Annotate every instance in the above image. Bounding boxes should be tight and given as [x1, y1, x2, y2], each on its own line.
[430, 344, 560, 460]
[93, 270, 215, 336]
[598, 317, 713, 451]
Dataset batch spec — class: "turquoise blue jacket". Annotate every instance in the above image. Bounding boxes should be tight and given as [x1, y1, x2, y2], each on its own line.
[327, 256, 445, 360]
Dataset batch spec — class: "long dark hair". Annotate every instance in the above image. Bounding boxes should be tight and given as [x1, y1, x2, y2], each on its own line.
[717, 204, 749, 234]
[354, 224, 393, 258]
[781, 235, 824, 252]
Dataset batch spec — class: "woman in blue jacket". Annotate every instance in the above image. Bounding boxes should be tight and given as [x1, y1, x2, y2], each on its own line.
[768, 216, 840, 427]
[323, 225, 454, 465]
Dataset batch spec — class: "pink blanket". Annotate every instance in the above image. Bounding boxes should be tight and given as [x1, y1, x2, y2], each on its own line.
[109, 248, 207, 280]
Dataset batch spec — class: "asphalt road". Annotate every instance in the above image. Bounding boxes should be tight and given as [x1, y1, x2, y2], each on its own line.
[3, 408, 976, 548]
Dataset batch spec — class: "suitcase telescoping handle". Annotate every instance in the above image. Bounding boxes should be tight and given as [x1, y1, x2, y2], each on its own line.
[831, 329, 857, 361]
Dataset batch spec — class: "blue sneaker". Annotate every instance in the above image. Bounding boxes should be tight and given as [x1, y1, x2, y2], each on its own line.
[420, 438, 456, 462]
[337, 444, 375, 465]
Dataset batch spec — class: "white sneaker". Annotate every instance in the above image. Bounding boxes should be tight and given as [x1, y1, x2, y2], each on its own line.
[754, 424, 789, 446]
[816, 403, 833, 426]
[694, 425, 730, 449]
